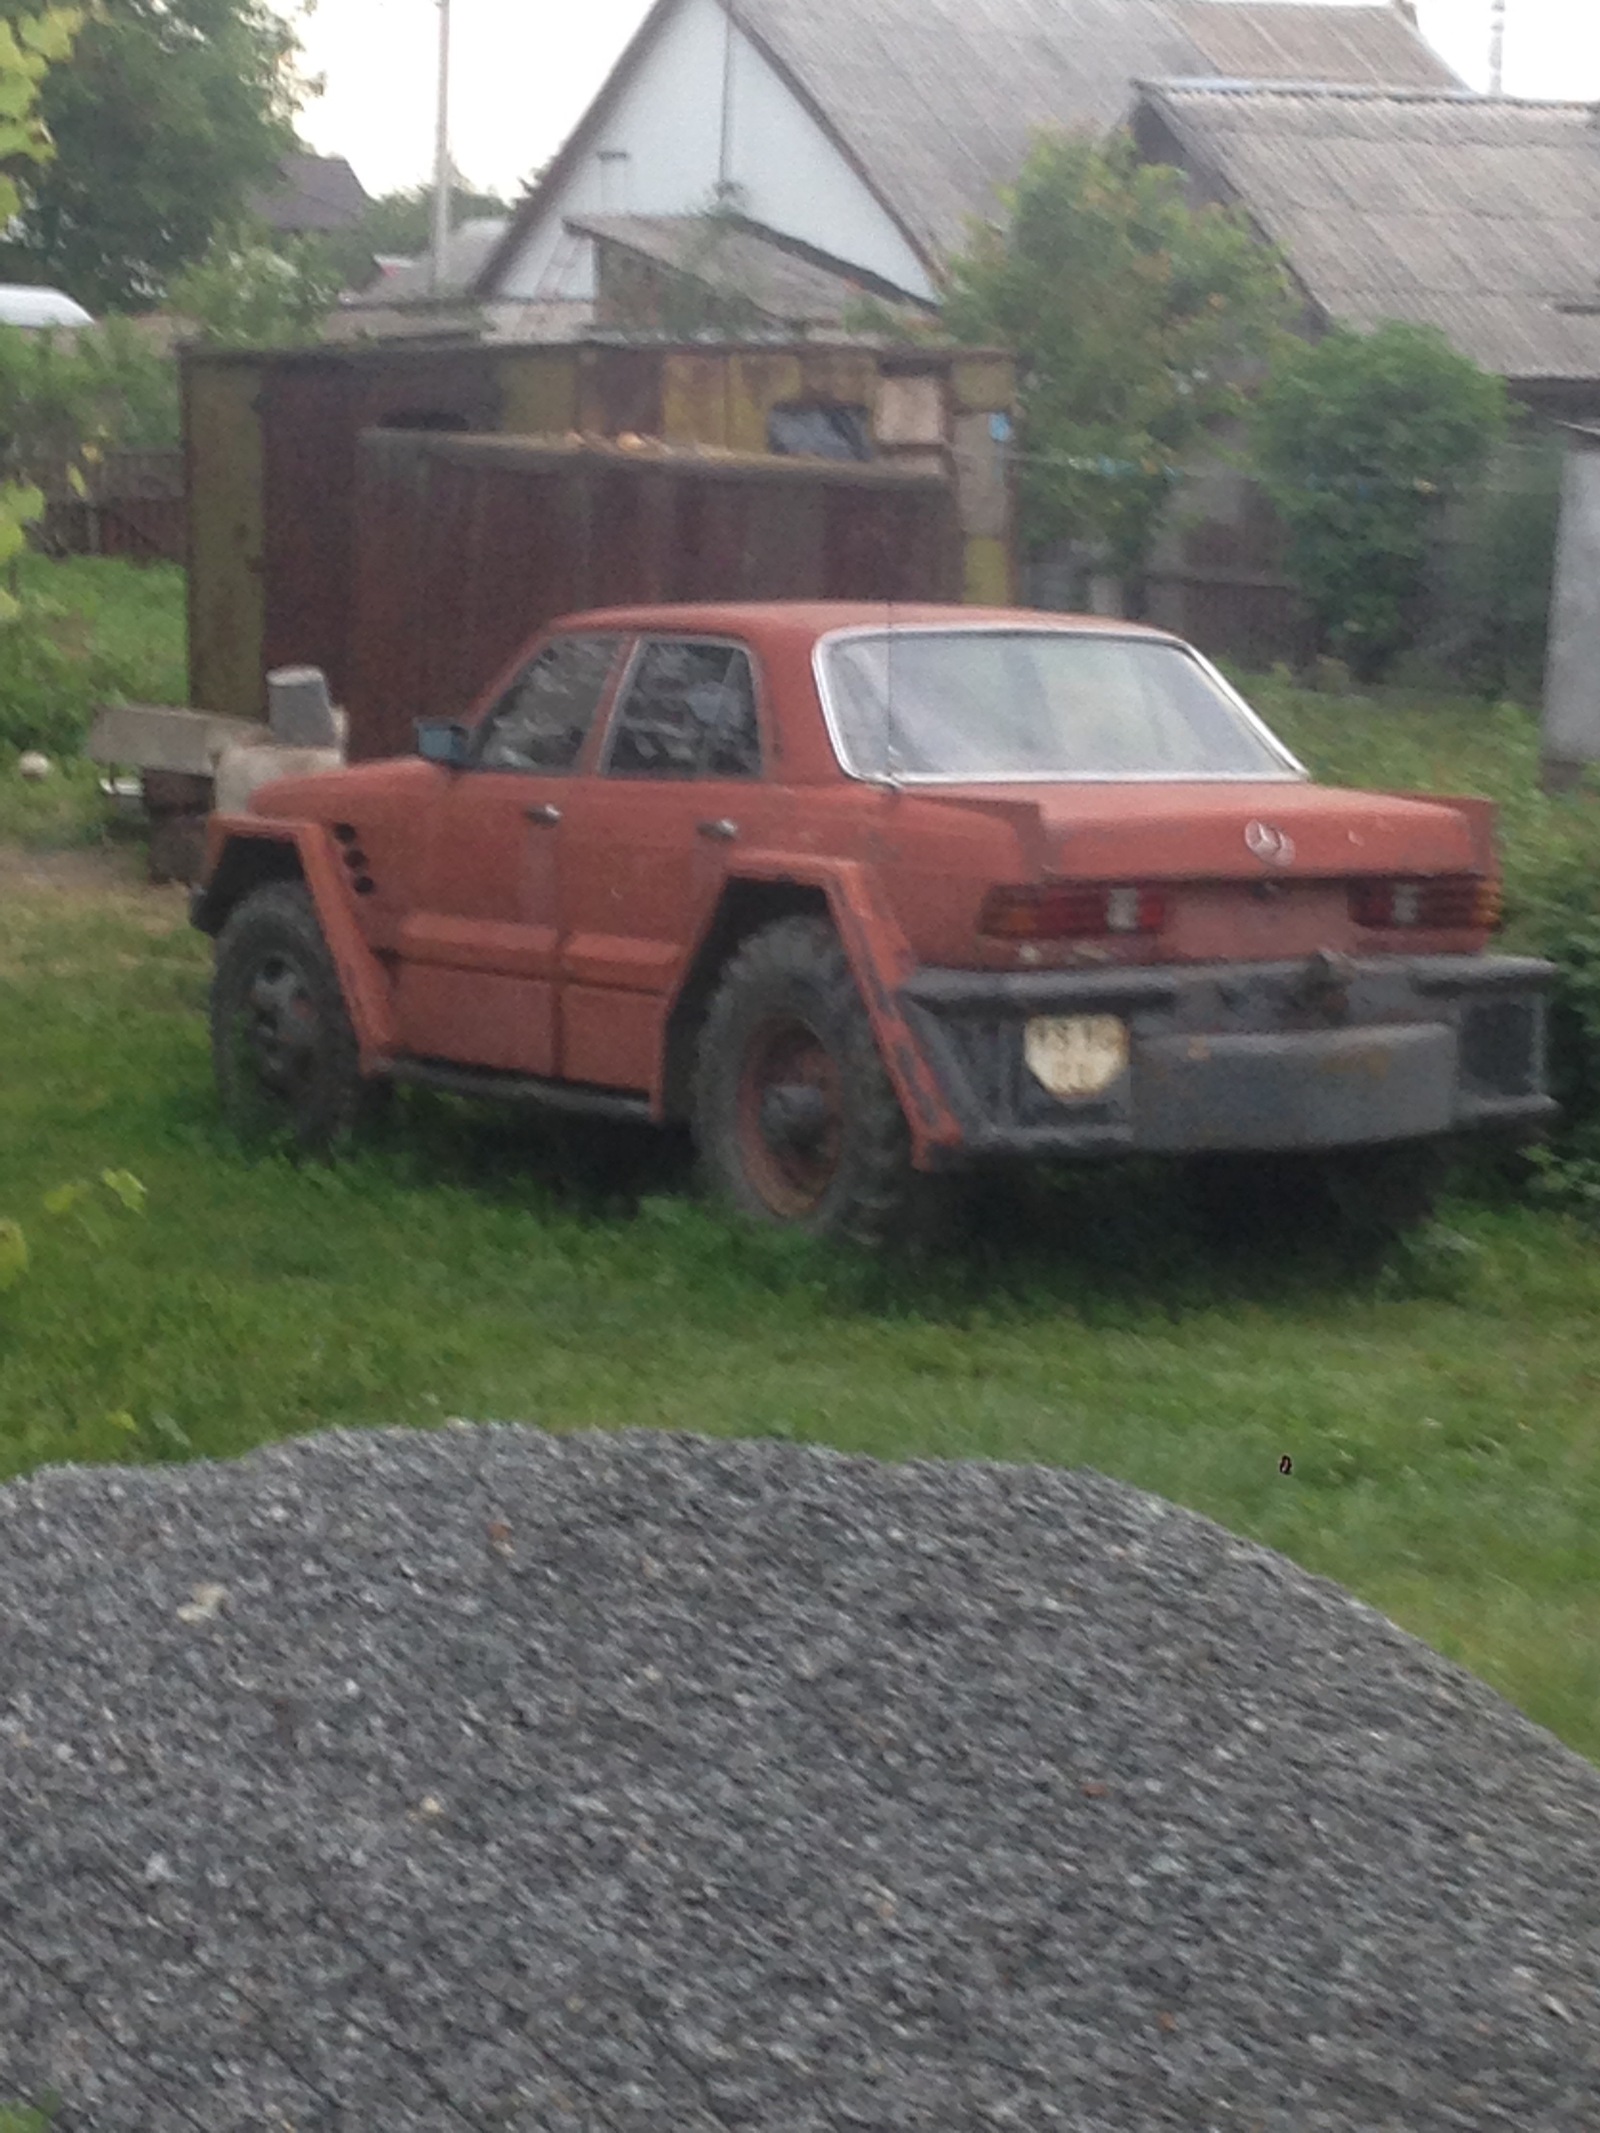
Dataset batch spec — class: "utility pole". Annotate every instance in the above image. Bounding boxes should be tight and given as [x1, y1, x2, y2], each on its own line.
[429, 0, 452, 297]
[717, 0, 736, 200]
[1489, 0, 1506, 95]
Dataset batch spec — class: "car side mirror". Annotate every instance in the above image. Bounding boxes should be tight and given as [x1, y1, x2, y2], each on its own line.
[415, 719, 473, 768]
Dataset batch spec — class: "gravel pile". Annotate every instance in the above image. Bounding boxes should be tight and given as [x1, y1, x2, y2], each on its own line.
[1, 1424, 1597, 2132]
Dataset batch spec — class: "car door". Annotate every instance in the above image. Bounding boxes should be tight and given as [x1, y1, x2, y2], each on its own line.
[556, 635, 773, 1093]
[393, 632, 624, 1075]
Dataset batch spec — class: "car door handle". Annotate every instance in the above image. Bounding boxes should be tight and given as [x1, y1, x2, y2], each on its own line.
[524, 802, 562, 825]
[697, 817, 738, 841]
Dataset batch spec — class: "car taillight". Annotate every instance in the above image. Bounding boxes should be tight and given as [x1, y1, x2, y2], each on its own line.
[979, 882, 1167, 940]
[1348, 876, 1500, 931]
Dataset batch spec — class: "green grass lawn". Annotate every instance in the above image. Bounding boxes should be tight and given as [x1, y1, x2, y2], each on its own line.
[0, 552, 187, 764]
[2, 561, 1599, 1766]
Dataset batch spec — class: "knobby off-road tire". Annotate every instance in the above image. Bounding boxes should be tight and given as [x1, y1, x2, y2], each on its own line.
[211, 881, 375, 1155]
[692, 916, 938, 1248]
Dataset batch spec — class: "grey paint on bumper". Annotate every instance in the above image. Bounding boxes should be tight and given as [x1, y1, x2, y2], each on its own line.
[1135, 1023, 1458, 1152]
[900, 953, 1556, 1161]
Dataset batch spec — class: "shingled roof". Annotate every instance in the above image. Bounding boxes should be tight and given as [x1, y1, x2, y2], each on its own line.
[251, 153, 369, 235]
[478, 0, 1457, 292]
[1138, 85, 1600, 385]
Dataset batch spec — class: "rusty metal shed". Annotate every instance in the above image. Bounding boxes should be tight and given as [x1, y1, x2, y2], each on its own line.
[183, 336, 1016, 729]
[346, 430, 963, 758]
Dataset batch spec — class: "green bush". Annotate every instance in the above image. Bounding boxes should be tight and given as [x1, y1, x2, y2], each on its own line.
[0, 551, 186, 755]
[0, 316, 180, 497]
[1423, 437, 1563, 701]
[1263, 677, 1600, 1208]
[1253, 322, 1506, 677]
[0, 2102, 58, 2133]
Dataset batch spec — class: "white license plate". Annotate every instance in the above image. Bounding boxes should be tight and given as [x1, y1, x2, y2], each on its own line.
[1023, 1014, 1129, 1099]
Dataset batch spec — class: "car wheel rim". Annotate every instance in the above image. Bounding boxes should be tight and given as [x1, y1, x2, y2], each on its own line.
[237, 952, 320, 1101]
[736, 1016, 844, 1218]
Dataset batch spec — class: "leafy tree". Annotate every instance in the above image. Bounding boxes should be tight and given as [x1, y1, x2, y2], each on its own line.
[354, 180, 512, 259]
[0, 4, 81, 618]
[1252, 320, 1507, 676]
[314, 178, 514, 293]
[169, 224, 342, 347]
[944, 131, 1294, 580]
[0, 315, 179, 497]
[0, 0, 304, 312]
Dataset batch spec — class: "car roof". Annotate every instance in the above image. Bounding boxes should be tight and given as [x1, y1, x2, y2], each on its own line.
[0, 283, 94, 328]
[544, 601, 1177, 644]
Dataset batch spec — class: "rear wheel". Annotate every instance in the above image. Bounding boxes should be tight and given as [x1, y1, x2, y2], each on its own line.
[211, 881, 375, 1153]
[691, 916, 931, 1246]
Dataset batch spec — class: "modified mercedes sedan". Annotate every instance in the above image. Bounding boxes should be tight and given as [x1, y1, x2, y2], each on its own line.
[193, 604, 1554, 1242]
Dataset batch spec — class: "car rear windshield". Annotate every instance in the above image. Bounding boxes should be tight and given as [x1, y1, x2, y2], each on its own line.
[817, 629, 1301, 782]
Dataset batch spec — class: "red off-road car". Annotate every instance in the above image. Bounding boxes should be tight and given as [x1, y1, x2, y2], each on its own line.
[193, 603, 1554, 1241]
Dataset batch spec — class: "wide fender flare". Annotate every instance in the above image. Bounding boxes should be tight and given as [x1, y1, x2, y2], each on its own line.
[199, 816, 399, 1072]
[681, 857, 965, 1164]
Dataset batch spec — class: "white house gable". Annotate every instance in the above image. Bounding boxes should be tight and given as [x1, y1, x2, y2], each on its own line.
[489, 0, 937, 305]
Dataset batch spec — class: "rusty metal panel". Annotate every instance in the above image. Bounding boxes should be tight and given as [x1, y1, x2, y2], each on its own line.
[260, 356, 360, 706]
[346, 428, 427, 749]
[344, 435, 962, 759]
[259, 346, 508, 713]
[349, 434, 598, 759]
[822, 480, 963, 602]
[669, 474, 826, 600]
[184, 355, 266, 719]
[349, 346, 502, 433]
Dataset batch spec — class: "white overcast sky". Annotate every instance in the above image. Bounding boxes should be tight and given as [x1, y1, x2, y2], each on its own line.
[282, 0, 1600, 201]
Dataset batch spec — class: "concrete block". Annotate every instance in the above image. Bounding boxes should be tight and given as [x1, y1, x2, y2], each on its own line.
[267, 665, 342, 749]
[85, 703, 266, 776]
[213, 741, 345, 815]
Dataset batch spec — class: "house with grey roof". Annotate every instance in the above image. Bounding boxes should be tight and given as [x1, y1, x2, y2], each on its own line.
[1132, 84, 1600, 415]
[474, 0, 1456, 330]
[250, 153, 370, 238]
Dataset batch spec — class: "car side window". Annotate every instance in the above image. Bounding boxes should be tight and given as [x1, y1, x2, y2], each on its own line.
[477, 634, 621, 772]
[606, 640, 763, 780]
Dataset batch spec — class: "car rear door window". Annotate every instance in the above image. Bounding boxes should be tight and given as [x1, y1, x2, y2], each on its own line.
[606, 640, 762, 779]
[477, 634, 622, 772]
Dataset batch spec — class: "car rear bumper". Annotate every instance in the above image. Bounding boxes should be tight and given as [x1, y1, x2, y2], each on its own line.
[899, 952, 1556, 1163]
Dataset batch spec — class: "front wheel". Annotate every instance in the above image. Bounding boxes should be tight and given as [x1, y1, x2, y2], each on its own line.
[211, 881, 375, 1153]
[691, 916, 932, 1246]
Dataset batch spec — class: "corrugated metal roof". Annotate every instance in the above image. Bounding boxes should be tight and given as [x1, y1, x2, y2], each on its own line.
[1143, 86, 1600, 382]
[479, 0, 1457, 291]
[736, 0, 1455, 258]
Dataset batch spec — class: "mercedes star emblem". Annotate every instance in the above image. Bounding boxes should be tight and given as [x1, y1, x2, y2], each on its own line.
[1244, 820, 1296, 867]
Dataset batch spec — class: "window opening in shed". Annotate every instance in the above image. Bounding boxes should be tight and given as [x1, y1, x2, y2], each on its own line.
[767, 404, 872, 463]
